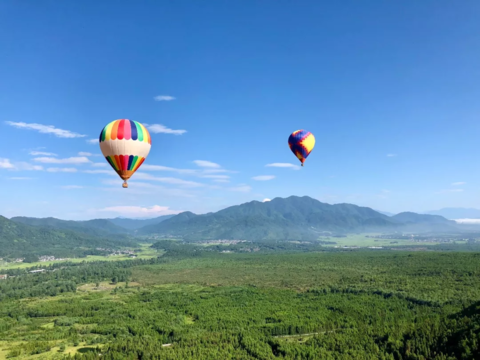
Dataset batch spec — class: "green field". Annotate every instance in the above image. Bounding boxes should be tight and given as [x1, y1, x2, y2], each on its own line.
[0, 244, 160, 270]
[1, 250, 480, 359]
[319, 233, 468, 247]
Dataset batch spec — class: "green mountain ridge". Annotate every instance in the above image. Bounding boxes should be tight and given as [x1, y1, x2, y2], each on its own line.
[107, 215, 174, 229]
[137, 196, 461, 240]
[137, 196, 414, 240]
[0, 216, 136, 258]
[10, 216, 131, 238]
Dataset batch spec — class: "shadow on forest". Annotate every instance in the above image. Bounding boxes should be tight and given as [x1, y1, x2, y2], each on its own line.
[78, 347, 96, 353]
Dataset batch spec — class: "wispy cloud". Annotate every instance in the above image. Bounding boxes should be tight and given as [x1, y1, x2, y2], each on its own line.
[5, 121, 86, 138]
[201, 174, 230, 180]
[452, 182, 466, 186]
[455, 219, 480, 224]
[96, 205, 180, 218]
[33, 156, 90, 164]
[0, 158, 15, 169]
[9, 177, 32, 180]
[83, 169, 115, 175]
[86, 139, 98, 144]
[91, 162, 108, 167]
[0, 158, 43, 171]
[262, 198, 271, 202]
[386, 154, 397, 157]
[61, 185, 84, 189]
[252, 175, 275, 181]
[29, 151, 57, 156]
[154, 95, 176, 101]
[228, 184, 252, 193]
[144, 124, 187, 135]
[78, 152, 99, 157]
[266, 163, 301, 170]
[47, 167, 78, 173]
[134, 172, 205, 187]
[141, 164, 196, 174]
[194, 160, 221, 168]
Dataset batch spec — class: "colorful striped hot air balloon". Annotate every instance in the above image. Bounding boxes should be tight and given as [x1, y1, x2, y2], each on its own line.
[288, 130, 315, 166]
[99, 119, 151, 188]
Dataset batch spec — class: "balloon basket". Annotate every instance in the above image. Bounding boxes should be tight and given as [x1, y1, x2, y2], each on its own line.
[122, 181, 128, 188]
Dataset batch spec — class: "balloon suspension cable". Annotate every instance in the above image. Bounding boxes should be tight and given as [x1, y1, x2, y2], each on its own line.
[122, 180, 128, 188]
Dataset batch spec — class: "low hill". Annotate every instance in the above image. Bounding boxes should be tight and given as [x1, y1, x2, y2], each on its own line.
[107, 215, 174, 230]
[138, 196, 401, 240]
[0, 216, 136, 258]
[10, 216, 131, 238]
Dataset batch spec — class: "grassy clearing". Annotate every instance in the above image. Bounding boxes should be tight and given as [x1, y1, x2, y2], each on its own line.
[0, 244, 161, 270]
[77, 281, 140, 292]
[319, 234, 465, 247]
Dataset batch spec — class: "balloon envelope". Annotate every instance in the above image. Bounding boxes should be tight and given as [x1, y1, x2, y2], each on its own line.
[288, 130, 315, 165]
[99, 119, 151, 185]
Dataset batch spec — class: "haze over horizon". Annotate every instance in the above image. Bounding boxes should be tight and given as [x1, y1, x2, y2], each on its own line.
[1, 1, 480, 220]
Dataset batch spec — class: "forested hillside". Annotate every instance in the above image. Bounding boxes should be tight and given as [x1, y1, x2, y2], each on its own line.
[0, 216, 136, 259]
[138, 196, 458, 240]
[10, 216, 132, 238]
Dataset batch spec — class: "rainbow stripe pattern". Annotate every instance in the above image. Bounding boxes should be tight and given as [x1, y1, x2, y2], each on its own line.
[99, 119, 151, 144]
[105, 155, 145, 172]
[288, 130, 315, 165]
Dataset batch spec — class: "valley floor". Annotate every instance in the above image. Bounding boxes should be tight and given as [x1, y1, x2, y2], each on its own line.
[1, 251, 479, 359]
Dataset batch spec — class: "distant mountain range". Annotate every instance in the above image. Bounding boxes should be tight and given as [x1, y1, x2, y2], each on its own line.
[425, 208, 480, 219]
[1, 197, 468, 251]
[137, 196, 459, 240]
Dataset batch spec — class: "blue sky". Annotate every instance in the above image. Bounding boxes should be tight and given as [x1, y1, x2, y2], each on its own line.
[1, 0, 480, 219]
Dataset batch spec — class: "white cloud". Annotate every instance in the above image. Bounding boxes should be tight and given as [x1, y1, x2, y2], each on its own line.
[454, 219, 480, 224]
[47, 167, 78, 173]
[92, 162, 108, 167]
[5, 121, 86, 138]
[83, 169, 115, 175]
[141, 164, 196, 174]
[452, 182, 466, 186]
[154, 95, 176, 101]
[387, 154, 397, 157]
[262, 198, 271, 202]
[266, 163, 301, 170]
[213, 179, 230, 183]
[9, 177, 32, 180]
[228, 184, 252, 193]
[78, 152, 100, 157]
[86, 138, 98, 144]
[201, 174, 230, 180]
[97, 205, 180, 218]
[29, 151, 57, 156]
[252, 175, 275, 181]
[0, 158, 43, 171]
[0, 158, 15, 169]
[61, 185, 84, 189]
[381, 189, 391, 193]
[33, 156, 90, 164]
[193, 160, 221, 168]
[145, 124, 187, 135]
[134, 172, 205, 187]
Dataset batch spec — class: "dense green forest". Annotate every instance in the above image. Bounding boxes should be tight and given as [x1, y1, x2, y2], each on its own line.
[1, 249, 479, 359]
[0, 216, 137, 259]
